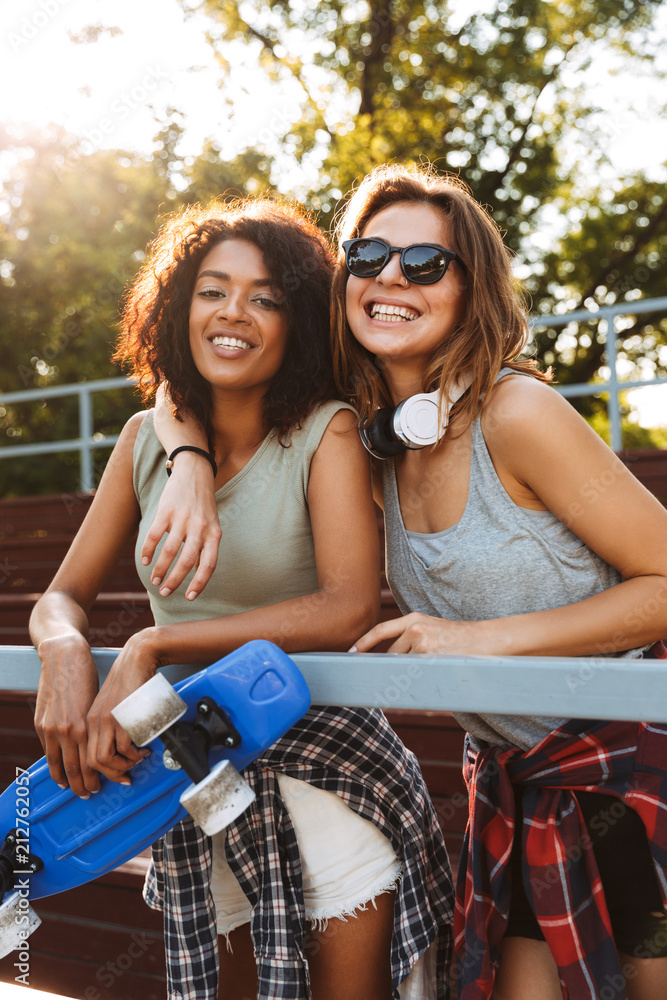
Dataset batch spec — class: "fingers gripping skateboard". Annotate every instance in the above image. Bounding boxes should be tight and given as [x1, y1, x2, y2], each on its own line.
[112, 674, 255, 834]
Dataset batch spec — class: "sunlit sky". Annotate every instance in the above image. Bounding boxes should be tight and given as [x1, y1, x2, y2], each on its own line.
[3, 0, 667, 174]
[1, 0, 666, 424]
[1, 0, 274, 160]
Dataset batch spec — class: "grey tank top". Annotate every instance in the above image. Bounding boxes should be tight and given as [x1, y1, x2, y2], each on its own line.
[383, 370, 645, 750]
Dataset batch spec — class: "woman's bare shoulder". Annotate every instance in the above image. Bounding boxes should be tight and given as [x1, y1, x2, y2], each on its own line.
[483, 374, 585, 443]
[117, 409, 151, 449]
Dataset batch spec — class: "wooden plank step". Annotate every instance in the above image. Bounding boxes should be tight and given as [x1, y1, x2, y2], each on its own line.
[0, 594, 153, 649]
[0, 952, 165, 1000]
[0, 860, 166, 999]
[23, 914, 163, 973]
[0, 546, 141, 595]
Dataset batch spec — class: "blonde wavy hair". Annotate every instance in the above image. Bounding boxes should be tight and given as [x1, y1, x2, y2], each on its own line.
[330, 163, 551, 430]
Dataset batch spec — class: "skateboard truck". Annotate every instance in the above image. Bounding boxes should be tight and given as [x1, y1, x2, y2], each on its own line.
[112, 675, 255, 835]
[0, 830, 44, 902]
[159, 696, 242, 784]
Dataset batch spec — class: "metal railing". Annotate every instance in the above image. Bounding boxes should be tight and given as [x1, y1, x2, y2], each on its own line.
[1, 296, 666, 489]
[529, 295, 667, 451]
[2, 645, 667, 720]
[0, 376, 133, 492]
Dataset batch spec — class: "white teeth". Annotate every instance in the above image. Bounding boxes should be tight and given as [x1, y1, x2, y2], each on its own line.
[210, 335, 252, 349]
[370, 303, 419, 322]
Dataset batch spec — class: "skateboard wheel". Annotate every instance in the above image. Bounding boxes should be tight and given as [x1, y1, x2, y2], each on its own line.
[180, 761, 255, 835]
[111, 673, 187, 746]
[0, 890, 41, 960]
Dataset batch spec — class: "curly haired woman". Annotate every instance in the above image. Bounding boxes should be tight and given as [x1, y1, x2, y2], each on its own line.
[30, 198, 454, 1000]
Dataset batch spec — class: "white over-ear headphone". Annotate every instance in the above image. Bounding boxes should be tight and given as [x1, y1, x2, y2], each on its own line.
[359, 375, 472, 459]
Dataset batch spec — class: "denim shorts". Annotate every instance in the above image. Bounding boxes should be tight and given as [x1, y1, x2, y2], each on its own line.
[210, 772, 403, 934]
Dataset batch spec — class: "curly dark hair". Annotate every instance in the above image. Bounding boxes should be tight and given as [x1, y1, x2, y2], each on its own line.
[115, 198, 336, 444]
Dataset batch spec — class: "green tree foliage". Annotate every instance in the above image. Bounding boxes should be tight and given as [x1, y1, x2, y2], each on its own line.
[529, 176, 667, 409]
[1, 1, 666, 495]
[0, 127, 169, 393]
[182, 140, 274, 205]
[186, 0, 667, 397]
[0, 119, 276, 495]
[186, 2, 661, 222]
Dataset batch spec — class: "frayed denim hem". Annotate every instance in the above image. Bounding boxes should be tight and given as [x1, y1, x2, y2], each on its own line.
[305, 859, 404, 933]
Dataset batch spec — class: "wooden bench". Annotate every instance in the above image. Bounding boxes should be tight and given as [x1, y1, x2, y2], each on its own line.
[618, 448, 667, 506]
[0, 494, 152, 647]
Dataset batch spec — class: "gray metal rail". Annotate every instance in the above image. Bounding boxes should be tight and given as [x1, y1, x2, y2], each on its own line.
[1, 646, 665, 721]
[529, 295, 667, 451]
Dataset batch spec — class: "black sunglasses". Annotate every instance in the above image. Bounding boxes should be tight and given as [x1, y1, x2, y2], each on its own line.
[342, 237, 460, 285]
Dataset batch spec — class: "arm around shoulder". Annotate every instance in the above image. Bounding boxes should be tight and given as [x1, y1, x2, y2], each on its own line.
[307, 407, 381, 644]
[141, 384, 220, 599]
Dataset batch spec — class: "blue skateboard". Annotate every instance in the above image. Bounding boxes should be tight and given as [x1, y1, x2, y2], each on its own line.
[0, 640, 310, 957]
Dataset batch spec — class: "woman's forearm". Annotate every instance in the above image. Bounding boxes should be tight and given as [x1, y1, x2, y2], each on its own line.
[354, 574, 667, 658]
[31, 591, 104, 797]
[484, 574, 667, 657]
[140, 382, 218, 599]
[145, 385, 220, 598]
[145, 584, 379, 668]
[153, 383, 208, 453]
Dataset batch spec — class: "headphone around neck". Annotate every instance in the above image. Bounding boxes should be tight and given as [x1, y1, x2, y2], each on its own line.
[359, 376, 472, 460]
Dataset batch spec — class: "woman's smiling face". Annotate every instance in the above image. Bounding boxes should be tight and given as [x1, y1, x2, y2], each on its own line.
[344, 201, 466, 372]
[188, 238, 289, 395]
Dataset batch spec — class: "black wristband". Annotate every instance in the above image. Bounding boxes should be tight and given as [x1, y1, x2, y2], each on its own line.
[165, 446, 218, 478]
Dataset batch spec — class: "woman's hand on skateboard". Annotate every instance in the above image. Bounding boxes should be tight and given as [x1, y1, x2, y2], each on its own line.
[85, 629, 159, 783]
[34, 634, 103, 798]
[140, 451, 221, 601]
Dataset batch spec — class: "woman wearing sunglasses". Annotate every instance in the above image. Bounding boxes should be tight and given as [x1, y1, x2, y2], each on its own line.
[152, 165, 667, 999]
[32, 197, 454, 1000]
[332, 165, 667, 1000]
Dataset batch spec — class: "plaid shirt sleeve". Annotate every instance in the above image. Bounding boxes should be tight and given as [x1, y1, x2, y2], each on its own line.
[144, 705, 455, 1000]
[454, 718, 667, 1000]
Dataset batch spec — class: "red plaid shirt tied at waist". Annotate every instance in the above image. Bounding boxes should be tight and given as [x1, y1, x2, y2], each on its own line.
[454, 718, 667, 1000]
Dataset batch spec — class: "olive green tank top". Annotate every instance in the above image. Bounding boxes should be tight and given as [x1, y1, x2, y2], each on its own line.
[132, 401, 355, 625]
